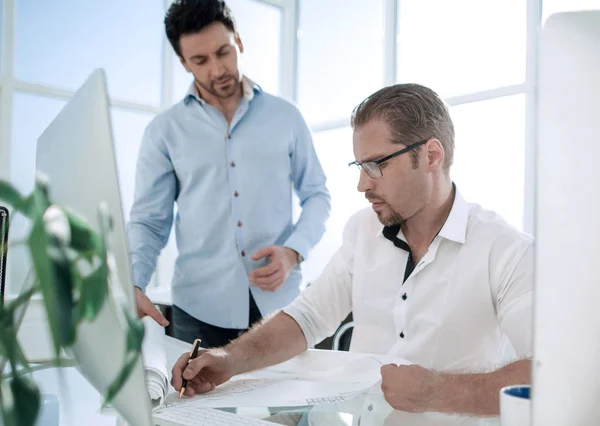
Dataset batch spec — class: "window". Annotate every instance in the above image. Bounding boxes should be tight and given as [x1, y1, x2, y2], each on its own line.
[10, 93, 66, 193]
[301, 127, 369, 284]
[10, 97, 156, 222]
[110, 108, 154, 222]
[15, 0, 164, 105]
[397, 0, 527, 98]
[294, 0, 534, 284]
[543, 0, 600, 21]
[227, 0, 282, 95]
[1, 0, 538, 293]
[451, 95, 526, 229]
[172, 0, 283, 102]
[297, 0, 384, 125]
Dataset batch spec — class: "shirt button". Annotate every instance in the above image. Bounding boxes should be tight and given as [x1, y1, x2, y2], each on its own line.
[402, 293, 407, 301]
[399, 332, 405, 339]
[234, 191, 239, 197]
[237, 221, 243, 227]
[241, 250, 246, 257]
[230, 161, 236, 167]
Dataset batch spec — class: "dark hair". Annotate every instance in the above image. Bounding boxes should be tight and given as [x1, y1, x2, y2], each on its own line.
[351, 83, 455, 170]
[165, 0, 237, 57]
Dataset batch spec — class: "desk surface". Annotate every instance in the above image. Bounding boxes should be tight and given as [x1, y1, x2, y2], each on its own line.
[32, 335, 500, 426]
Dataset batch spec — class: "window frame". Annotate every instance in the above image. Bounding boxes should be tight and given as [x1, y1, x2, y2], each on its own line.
[0, 0, 540, 294]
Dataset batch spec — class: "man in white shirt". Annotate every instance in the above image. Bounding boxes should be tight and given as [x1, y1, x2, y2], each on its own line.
[170, 83, 534, 416]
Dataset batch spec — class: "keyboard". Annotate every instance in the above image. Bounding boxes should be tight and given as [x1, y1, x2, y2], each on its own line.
[154, 406, 278, 426]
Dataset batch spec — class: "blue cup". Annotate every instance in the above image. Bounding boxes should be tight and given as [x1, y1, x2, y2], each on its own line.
[500, 385, 531, 426]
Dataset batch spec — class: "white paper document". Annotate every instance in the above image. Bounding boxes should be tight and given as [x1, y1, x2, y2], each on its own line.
[142, 326, 411, 413]
[170, 352, 408, 409]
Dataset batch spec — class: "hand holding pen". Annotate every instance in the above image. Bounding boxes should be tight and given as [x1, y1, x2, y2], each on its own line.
[179, 338, 202, 398]
[172, 339, 235, 397]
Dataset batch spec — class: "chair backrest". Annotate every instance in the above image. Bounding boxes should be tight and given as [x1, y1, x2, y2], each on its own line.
[332, 321, 354, 351]
[0, 206, 8, 305]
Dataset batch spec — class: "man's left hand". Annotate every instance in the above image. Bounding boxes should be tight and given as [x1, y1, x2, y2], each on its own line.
[249, 246, 298, 292]
[380, 364, 444, 413]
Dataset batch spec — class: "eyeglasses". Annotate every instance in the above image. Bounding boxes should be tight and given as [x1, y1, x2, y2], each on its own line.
[348, 139, 429, 179]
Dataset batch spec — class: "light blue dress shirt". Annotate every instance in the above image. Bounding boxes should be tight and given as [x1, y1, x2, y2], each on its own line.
[127, 80, 330, 328]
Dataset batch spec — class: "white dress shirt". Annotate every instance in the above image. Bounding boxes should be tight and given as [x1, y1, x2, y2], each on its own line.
[284, 189, 534, 372]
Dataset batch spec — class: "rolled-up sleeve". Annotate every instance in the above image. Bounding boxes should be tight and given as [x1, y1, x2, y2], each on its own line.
[284, 214, 361, 348]
[495, 241, 535, 359]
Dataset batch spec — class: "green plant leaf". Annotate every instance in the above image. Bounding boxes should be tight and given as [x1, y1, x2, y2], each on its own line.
[75, 260, 109, 323]
[0, 381, 17, 426]
[104, 352, 138, 405]
[124, 309, 145, 354]
[104, 310, 145, 404]
[46, 239, 75, 347]
[0, 181, 24, 210]
[0, 303, 32, 372]
[64, 208, 103, 258]
[0, 374, 41, 426]
[1, 177, 146, 423]
[27, 206, 62, 357]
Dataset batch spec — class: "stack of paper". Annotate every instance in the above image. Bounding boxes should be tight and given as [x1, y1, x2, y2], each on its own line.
[141, 317, 170, 409]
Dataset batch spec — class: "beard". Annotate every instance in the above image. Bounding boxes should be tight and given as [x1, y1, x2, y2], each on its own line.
[377, 209, 405, 226]
[367, 194, 405, 226]
[197, 74, 239, 99]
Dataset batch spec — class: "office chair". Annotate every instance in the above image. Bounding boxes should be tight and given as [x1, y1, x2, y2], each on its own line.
[304, 282, 354, 351]
[332, 320, 354, 351]
[0, 206, 8, 306]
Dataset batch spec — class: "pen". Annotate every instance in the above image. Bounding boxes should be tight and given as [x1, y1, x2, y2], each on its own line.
[179, 338, 202, 398]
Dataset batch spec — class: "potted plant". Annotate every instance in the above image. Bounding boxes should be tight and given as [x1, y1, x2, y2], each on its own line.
[0, 176, 144, 426]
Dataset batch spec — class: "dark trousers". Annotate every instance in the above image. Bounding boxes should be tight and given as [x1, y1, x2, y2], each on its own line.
[172, 292, 263, 348]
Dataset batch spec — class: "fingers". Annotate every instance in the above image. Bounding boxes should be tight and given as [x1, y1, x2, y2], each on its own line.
[180, 378, 214, 397]
[171, 351, 217, 396]
[251, 267, 280, 285]
[380, 363, 397, 378]
[254, 273, 284, 292]
[135, 287, 170, 326]
[171, 352, 191, 390]
[251, 245, 274, 261]
[147, 304, 170, 327]
[134, 287, 146, 319]
[183, 353, 212, 380]
[189, 379, 215, 395]
[249, 261, 279, 281]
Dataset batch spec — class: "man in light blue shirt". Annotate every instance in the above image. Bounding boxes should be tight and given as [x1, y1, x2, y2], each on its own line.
[129, 0, 330, 347]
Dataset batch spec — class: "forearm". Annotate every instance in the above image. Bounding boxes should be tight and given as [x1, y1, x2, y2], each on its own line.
[432, 359, 532, 415]
[225, 311, 308, 375]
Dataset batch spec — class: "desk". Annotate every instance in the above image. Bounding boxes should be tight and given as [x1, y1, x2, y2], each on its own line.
[31, 335, 500, 426]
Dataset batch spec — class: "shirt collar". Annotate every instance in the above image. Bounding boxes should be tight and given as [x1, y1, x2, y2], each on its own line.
[378, 183, 468, 245]
[183, 76, 262, 105]
[437, 185, 468, 244]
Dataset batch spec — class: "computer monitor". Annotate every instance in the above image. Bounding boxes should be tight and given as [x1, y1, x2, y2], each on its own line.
[534, 10, 600, 425]
[0, 206, 8, 305]
[35, 69, 153, 426]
